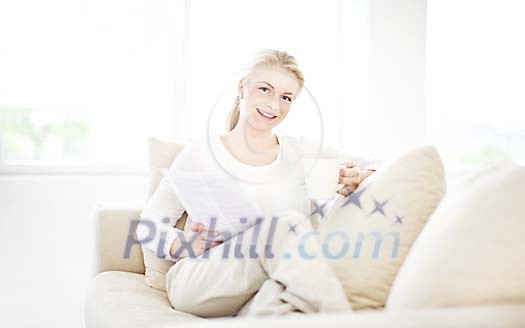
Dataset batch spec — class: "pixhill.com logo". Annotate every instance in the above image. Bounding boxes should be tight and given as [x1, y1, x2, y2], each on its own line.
[125, 214, 402, 261]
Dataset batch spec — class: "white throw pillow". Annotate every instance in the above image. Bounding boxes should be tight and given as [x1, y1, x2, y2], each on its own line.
[318, 146, 446, 310]
[147, 136, 186, 199]
[386, 161, 525, 309]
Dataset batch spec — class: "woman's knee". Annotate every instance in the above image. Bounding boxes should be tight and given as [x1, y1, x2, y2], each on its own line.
[167, 277, 200, 314]
[166, 262, 191, 311]
[165, 260, 239, 317]
[169, 290, 239, 317]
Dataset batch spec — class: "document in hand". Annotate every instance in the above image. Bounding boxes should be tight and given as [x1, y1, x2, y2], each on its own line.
[169, 168, 265, 242]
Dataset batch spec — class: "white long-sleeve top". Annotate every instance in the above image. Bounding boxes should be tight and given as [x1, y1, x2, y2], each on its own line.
[138, 133, 380, 261]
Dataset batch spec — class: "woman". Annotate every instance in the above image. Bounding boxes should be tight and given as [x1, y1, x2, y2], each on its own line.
[139, 49, 378, 317]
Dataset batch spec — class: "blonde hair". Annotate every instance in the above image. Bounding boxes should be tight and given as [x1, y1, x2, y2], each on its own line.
[226, 49, 305, 132]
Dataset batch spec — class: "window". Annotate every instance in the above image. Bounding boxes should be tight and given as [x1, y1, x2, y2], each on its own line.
[3, 0, 436, 169]
[0, 0, 185, 168]
[425, 0, 525, 164]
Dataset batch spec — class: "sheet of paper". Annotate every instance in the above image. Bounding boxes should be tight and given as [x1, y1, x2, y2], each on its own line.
[169, 169, 265, 241]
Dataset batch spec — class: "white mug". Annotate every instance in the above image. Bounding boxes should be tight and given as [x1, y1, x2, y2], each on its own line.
[303, 158, 344, 200]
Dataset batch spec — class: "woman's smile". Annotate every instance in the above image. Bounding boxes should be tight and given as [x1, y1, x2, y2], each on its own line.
[256, 107, 278, 120]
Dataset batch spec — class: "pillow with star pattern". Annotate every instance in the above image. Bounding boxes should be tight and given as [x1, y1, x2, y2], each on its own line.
[316, 146, 446, 310]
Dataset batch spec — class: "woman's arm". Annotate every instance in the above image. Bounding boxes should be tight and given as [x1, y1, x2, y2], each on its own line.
[296, 136, 384, 171]
[296, 136, 384, 197]
[138, 175, 186, 261]
[138, 141, 197, 261]
[138, 140, 222, 261]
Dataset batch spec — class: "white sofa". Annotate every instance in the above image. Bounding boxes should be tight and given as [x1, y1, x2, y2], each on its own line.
[84, 164, 525, 327]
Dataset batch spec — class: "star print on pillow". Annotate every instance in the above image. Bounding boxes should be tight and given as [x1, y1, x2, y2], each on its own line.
[318, 146, 446, 310]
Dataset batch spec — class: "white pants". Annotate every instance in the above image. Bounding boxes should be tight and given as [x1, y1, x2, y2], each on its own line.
[165, 210, 350, 317]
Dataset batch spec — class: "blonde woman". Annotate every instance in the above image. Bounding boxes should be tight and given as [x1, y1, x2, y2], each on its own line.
[139, 49, 379, 317]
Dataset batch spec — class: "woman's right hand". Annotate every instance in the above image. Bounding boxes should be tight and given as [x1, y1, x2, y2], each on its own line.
[169, 223, 223, 259]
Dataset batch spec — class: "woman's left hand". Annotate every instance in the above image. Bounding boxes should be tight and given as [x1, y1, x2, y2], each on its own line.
[336, 161, 375, 197]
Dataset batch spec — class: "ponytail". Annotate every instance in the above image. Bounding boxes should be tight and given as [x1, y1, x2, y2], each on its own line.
[226, 96, 240, 132]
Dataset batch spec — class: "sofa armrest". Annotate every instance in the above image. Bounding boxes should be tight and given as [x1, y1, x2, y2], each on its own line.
[91, 201, 146, 276]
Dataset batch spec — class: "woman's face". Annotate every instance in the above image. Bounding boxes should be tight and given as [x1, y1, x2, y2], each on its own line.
[239, 65, 300, 131]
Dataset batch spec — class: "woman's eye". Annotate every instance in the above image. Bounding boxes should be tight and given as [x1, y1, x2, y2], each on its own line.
[282, 95, 292, 102]
[259, 87, 270, 93]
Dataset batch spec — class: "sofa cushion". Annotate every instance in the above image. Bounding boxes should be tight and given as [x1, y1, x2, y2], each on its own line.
[318, 146, 446, 310]
[147, 136, 186, 198]
[155, 304, 525, 328]
[386, 161, 525, 309]
[85, 271, 202, 328]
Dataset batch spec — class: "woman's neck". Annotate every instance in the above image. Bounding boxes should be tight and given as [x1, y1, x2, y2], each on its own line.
[227, 120, 278, 153]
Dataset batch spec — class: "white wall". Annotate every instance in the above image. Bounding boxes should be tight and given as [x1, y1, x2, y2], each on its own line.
[0, 174, 148, 328]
